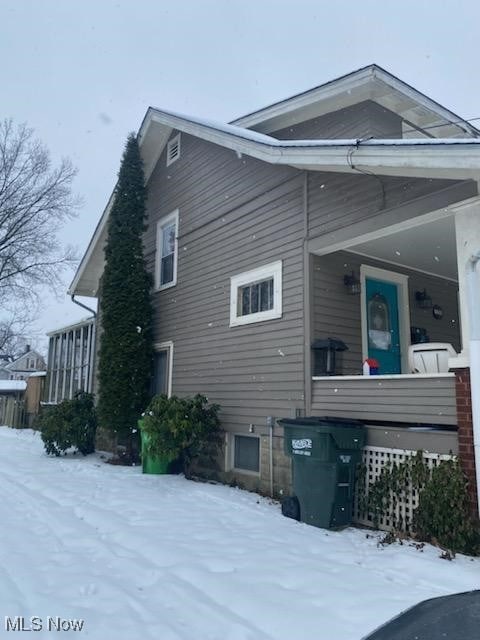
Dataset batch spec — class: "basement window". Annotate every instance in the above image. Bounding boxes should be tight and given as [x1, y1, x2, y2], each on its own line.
[233, 435, 260, 473]
[166, 134, 181, 166]
[230, 261, 282, 327]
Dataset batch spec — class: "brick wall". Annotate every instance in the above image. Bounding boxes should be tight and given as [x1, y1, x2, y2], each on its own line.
[454, 368, 478, 516]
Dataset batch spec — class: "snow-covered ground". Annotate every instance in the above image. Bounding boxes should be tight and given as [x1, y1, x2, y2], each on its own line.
[0, 427, 478, 640]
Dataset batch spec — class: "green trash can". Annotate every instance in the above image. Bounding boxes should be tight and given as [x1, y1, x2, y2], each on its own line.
[138, 419, 174, 474]
[279, 416, 365, 529]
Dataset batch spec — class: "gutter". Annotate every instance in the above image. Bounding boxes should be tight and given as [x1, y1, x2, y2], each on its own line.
[467, 251, 480, 516]
[70, 106, 480, 298]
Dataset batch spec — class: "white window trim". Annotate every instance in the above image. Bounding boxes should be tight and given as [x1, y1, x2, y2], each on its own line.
[154, 341, 174, 397]
[155, 210, 179, 291]
[166, 134, 181, 166]
[226, 433, 261, 476]
[229, 260, 282, 327]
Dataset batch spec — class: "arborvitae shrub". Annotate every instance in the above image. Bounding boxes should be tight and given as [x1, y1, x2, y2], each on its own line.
[97, 134, 154, 459]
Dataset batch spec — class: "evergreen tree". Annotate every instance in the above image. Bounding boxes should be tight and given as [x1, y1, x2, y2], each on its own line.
[97, 134, 153, 459]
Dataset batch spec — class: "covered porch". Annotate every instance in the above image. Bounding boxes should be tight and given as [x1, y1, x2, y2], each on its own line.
[308, 195, 480, 452]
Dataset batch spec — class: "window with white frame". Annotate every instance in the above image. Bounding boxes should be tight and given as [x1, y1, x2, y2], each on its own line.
[155, 211, 179, 290]
[166, 134, 181, 166]
[151, 342, 174, 397]
[230, 261, 282, 327]
[232, 434, 260, 473]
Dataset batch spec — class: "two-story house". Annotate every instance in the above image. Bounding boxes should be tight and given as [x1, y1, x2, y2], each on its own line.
[69, 65, 480, 506]
[2, 347, 46, 381]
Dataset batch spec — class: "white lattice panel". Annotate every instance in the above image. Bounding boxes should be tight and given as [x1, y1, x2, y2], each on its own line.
[354, 446, 453, 532]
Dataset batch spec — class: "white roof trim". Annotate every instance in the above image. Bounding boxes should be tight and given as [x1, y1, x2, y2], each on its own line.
[46, 316, 95, 337]
[70, 105, 480, 298]
[231, 64, 479, 138]
[138, 108, 480, 177]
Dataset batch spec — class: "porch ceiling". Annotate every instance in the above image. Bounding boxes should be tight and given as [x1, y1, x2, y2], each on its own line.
[349, 216, 457, 281]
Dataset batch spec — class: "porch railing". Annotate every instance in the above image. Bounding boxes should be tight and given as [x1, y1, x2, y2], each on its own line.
[312, 373, 457, 426]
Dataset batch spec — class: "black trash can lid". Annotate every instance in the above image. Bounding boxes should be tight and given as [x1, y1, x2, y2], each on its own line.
[278, 416, 364, 428]
[311, 338, 348, 351]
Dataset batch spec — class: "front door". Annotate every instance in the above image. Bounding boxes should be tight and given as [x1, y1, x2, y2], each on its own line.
[365, 277, 401, 374]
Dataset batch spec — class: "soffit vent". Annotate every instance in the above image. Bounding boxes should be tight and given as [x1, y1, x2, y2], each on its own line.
[166, 134, 181, 166]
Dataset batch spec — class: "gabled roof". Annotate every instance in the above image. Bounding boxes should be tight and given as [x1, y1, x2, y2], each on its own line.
[5, 350, 44, 371]
[69, 65, 480, 298]
[231, 64, 480, 139]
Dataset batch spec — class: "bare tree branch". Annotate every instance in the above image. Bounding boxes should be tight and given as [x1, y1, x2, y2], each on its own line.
[0, 119, 80, 348]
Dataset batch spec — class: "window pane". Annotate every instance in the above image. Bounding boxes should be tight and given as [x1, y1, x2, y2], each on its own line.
[241, 286, 250, 315]
[234, 436, 260, 472]
[152, 350, 169, 396]
[238, 277, 274, 317]
[162, 223, 175, 256]
[161, 254, 174, 285]
[260, 280, 270, 311]
[251, 283, 259, 314]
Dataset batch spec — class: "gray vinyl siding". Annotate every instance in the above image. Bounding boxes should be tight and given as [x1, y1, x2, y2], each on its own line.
[308, 172, 476, 241]
[312, 251, 461, 376]
[311, 374, 457, 426]
[144, 132, 305, 490]
[272, 100, 402, 140]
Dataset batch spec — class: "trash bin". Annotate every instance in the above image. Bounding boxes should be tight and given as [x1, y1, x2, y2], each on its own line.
[138, 419, 174, 474]
[279, 416, 365, 529]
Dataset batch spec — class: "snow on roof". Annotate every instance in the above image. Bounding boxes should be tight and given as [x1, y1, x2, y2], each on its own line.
[231, 63, 480, 139]
[147, 107, 278, 145]
[0, 381, 26, 392]
[29, 371, 47, 378]
[47, 315, 95, 336]
[146, 107, 480, 149]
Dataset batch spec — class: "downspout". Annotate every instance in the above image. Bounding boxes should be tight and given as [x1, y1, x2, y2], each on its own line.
[70, 294, 97, 318]
[269, 420, 274, 498]
[71, 295, 97, 396]
[466, 251, 480, 516]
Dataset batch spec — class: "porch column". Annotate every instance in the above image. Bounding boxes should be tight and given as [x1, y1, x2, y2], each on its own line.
[452, 197, 480, 366]
[452, 196, 480, 517]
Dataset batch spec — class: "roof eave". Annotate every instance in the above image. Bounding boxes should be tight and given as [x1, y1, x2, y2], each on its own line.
[69, 108, 480, 297]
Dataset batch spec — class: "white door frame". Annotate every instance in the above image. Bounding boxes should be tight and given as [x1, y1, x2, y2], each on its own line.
[360, 265, 410, 374]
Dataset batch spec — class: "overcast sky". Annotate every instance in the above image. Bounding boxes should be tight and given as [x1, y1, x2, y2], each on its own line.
[2, 0, 480, 353]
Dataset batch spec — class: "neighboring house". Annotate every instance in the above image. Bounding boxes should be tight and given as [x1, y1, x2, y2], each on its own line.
[68, 64, 480, 504]
[0, 380, 26, 427]
[44, 317, 96, 404]
[3, 347, 46, 381]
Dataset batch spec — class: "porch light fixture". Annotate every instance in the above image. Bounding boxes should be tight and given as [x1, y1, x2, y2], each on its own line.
[415, 288, 433, 309]
[343, 271, 361, 295]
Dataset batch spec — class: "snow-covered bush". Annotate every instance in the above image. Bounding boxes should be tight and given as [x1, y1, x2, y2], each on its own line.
[38, 392, 97, 456]
[141, 394, 222, 475]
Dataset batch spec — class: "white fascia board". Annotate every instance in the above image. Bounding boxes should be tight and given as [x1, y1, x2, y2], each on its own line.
[71, 107, 480, 298]
[372, 68, 480, 138]
[232, 68, 373, 129]
[232, 64, 479, 138]
[143, 109, 480, 173]
[46, 316, 95, 337]
[67, 191, 114, 296]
